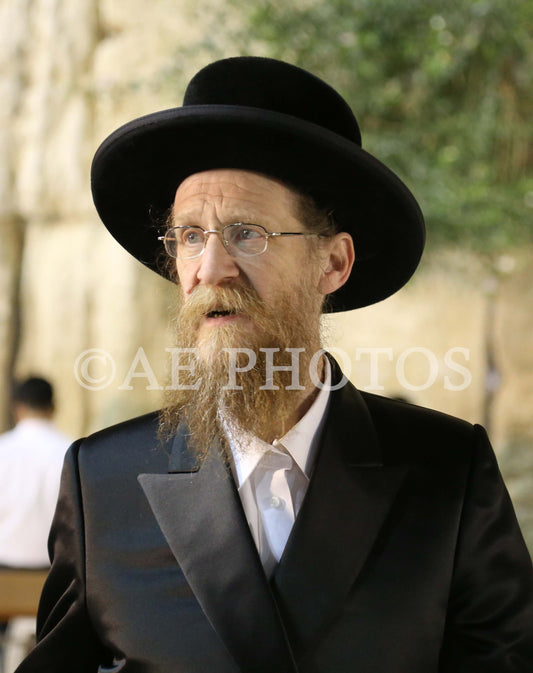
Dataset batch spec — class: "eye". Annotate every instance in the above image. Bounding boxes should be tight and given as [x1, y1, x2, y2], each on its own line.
[237, 226, 262, 241]
[229, 224, 265, 243]
[224, 223, 267, 256]
[178, 227, 204, 247]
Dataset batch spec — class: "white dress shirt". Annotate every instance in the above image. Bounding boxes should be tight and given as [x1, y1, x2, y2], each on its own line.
[0, 418, 71, 567]
[225, 362, 331, 576]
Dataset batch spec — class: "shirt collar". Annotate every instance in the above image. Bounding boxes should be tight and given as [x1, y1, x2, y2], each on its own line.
[225, 358, 331, 487]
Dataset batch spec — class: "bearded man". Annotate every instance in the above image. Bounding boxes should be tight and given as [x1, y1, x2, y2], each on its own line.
[16, 57, 533, 673]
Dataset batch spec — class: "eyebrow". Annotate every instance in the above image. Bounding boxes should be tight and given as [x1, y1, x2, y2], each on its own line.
[170, 212, 273, 229]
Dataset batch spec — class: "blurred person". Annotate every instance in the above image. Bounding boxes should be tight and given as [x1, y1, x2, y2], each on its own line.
[0, 377, 70, 568]
[16, 58, 533, 672]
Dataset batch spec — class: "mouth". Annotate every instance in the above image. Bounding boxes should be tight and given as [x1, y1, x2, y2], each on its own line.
[205, 309, 237, 319]
[202, 308, 246, 327]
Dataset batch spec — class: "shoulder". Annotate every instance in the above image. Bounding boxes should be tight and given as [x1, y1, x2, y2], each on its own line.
[328, 356, 480, 467]
[354, 391, 510, 528]
[359, 389, 485, 468]
[361, 390, 472, 436]
[81, 410, 161, 448]
[70, 411, 170, 476]
[0, 427, 17, 451]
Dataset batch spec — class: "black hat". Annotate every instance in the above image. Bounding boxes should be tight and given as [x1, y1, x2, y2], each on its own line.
[91, 56, 425, 311]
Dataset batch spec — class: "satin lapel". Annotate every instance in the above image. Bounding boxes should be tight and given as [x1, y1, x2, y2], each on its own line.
[271, 380, 408, 655]
[138, 428, 298, 673]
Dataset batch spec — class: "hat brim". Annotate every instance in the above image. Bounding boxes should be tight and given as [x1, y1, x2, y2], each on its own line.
[91, 105, 425, 311]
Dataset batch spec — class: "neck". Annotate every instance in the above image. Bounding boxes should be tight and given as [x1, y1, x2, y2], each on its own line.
[14, 407, 53, 423]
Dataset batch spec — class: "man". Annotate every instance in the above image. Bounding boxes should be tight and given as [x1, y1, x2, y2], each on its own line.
[0, 377, 70, 569]
[0, 378, 70, 672]
[16, 57, 533, 672]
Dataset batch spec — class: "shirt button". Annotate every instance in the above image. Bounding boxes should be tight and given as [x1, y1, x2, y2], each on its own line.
[269, 496, 284, 510]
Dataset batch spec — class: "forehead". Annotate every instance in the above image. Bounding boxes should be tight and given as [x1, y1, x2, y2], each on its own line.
[172, 169, 301, 219]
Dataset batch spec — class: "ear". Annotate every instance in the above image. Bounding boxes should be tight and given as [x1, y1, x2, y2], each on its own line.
[317, 233, 355, 296]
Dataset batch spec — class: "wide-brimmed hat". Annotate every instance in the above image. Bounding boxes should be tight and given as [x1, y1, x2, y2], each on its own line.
[91, 56, 425, 311]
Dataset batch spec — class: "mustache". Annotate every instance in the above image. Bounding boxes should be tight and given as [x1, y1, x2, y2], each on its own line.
[178, 284, 265, 322]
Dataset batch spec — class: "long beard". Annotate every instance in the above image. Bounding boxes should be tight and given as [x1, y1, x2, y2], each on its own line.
[159, 278, 324, 462]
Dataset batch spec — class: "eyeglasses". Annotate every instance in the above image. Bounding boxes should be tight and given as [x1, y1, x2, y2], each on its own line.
[158, 223, 318, 259]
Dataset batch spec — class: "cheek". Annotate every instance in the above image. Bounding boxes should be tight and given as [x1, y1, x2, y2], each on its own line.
[254, 271, 295, 306]
[241, 264, 278, 301]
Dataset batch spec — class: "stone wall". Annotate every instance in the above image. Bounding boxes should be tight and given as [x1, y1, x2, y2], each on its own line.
[0, 0, 531, 550]
[0, 0, 205, 433]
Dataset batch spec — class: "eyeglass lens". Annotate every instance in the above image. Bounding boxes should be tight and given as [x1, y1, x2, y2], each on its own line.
[165, 224, 268, 259]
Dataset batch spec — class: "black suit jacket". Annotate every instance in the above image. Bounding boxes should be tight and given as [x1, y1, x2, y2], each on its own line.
[16, 377, 533, 672]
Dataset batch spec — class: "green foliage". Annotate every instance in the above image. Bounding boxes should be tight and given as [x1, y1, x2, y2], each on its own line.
[222, 0, 533, 252]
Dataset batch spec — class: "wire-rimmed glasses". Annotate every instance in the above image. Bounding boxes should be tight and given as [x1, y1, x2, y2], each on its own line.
[158, 222, 317, 259]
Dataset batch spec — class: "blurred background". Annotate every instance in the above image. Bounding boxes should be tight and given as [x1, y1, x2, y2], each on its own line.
[0, 0, 531, 551]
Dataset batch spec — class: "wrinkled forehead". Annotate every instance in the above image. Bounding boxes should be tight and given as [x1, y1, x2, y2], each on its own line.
[172, 168, 303, 223]
[173, 168, 301, 202]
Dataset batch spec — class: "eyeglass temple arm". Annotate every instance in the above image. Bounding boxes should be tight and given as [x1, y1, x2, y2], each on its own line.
[266, 232, 307, 238]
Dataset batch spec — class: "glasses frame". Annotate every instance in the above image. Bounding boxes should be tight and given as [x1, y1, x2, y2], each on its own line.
[158, 222, 319, 260]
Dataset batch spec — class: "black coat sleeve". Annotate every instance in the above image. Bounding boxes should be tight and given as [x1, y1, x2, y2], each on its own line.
[440, 425, 533, 672]
[15, 441, 111, 673]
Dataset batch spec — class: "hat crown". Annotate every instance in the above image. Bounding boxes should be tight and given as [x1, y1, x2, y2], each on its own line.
[183, 56, 362, 147]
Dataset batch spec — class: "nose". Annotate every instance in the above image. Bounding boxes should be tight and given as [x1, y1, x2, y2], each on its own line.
[196, 231, 240, 286]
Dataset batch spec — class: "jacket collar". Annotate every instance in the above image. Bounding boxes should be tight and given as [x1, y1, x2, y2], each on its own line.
[270, 375, 407, 657]
[139, 432, 298, 673]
